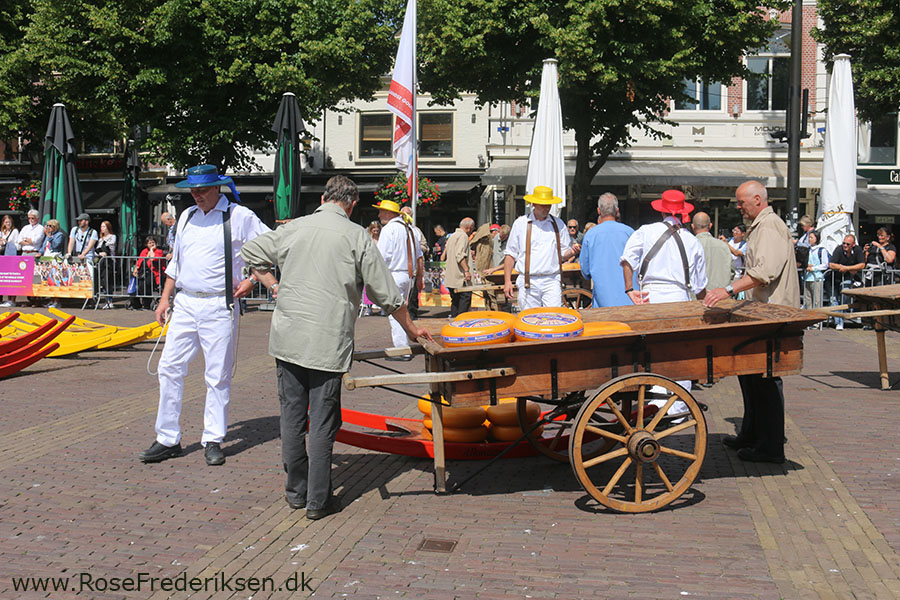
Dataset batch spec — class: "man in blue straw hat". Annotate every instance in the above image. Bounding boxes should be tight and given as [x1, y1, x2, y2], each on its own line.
[140, 164, 270, 467]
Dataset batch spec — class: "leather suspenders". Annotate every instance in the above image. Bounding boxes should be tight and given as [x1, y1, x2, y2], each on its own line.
[175, 203, 235, 310]
[401, 221, 415, 278]
[524, 217, 564, 289]
[638, 222, 692, 294]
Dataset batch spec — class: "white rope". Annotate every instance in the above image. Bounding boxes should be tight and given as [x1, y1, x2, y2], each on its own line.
[146, 308, 173, 376]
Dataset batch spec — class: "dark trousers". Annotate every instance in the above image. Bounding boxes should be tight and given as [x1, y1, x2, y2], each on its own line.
[737, 374, 785, 456]
[407, 285, 419, 319]
[449, 288, 471, 318]
[276, 359, 343, 510]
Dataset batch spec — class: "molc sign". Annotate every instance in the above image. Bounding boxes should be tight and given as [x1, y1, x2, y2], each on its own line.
[857, 168, 900, 186]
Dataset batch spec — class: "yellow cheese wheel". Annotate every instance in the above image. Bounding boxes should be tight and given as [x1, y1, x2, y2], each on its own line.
[417, 395, 450, 415]
[453, 310, 514, 324]
[581, 321, 633, 337]
[440, 425, 490, 443]
[490, 424, 543, 442]
[513, 307, 584, 341]
[421, 405, 487, 428]
[486, 400, 541, 426]
[441, 317, 512, 347]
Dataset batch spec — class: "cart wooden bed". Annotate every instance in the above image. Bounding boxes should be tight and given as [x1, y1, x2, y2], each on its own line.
[834, 283, 900, 390]
[344, 300, 822, 513]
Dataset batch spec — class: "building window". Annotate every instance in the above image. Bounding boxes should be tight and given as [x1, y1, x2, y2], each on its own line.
[745, 30, 790, 111]
[359, 113, 392, 158]
[419, 113, 453, 158]
[858, 114, 898, 166]
[674, 78, 724, 111]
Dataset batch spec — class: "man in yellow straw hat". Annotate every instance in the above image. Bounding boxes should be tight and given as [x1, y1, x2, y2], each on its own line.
[503, 185, 580, 309]
[374, 199, 423, 360]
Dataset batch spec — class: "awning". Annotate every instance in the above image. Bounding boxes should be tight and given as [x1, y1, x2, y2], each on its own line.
[482, 159, 847, 189]
[147, 180, 479, 196]
[856, 188, 900, 216]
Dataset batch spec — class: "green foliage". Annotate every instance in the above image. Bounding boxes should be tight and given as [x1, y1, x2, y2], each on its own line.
[0, 0, 402, 171]
[813, 0, 900, 122]
[375, 174, 441, 207]
[418, 0, 789, 219]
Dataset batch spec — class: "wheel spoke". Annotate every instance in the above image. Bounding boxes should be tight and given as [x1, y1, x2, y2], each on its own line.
[645, 396, 677, 432]
[658, 445, 697, 461]
[652, 462, 674, 492]
[548, 425, 565, 450]
[584, 425, 627, 444]
[603, 397, 635, 434]
[636, 384, 646, 427]
[602, 457, 633, 496]
[635, 463, 643, 503]
[583, 447, 628, 469]
[654, 419, 697, 440]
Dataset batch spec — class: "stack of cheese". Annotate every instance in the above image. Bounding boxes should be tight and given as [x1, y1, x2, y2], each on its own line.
[417, 395, 488, 443]
[485, 398, 542, 442]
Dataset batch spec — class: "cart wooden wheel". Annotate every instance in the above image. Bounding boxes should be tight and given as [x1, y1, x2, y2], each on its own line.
[517, 394, 617, 463]
[562, 288, 593, 310]
[568, 373, 707, 513]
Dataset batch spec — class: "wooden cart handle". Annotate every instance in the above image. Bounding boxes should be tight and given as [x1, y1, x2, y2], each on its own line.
[342, 366, 516, 391]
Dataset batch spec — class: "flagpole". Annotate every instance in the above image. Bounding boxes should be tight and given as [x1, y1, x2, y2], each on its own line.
[410, 0, 418, 229]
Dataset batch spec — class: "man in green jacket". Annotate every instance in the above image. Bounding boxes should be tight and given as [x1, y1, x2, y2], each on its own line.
[241, 175, 432, 520]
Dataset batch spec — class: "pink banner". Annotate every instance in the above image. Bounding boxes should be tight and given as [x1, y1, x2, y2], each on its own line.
[0, 255, 35, 296]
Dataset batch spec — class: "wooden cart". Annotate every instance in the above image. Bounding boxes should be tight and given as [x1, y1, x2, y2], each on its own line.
[837, 283, 900, 390]
[344, 300, 822, 513]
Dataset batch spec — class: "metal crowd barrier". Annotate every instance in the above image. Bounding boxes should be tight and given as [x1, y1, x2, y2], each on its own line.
[801, 267, 899, 327]
[90, 256, 279, 310]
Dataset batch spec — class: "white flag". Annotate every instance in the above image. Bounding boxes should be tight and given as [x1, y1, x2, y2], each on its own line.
[387, 0, 416, 195]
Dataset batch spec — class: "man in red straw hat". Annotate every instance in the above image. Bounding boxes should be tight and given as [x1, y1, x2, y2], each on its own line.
[620, 188, 707, 419]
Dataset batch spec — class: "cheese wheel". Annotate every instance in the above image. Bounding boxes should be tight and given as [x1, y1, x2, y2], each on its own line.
[441, 317, 512, 347]
[453, 310, 514, 324]
[417, 395, 450, 415]
[513, 307, 584, 341]
[421, 405, 487, 428]
[486, 400, 540, 426]
[439, 425, 490, 443]
[490, 424, 543, 442]
[581, 321, 633, 337]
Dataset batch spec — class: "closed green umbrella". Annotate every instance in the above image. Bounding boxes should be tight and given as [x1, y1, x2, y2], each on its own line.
[120, 141, 140, 256]
[272, 93, 306, 221]
[38, 103, 84, 233]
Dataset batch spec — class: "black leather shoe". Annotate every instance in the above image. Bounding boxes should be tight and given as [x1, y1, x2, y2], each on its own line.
[737, 447, 785, 464]
[140, 441, 181, 463]
[385, 355, 413, 362]
[204, 442, 226, 466]
[286, 496, 305, 510]
[306, 498, 339, 521]
[722, 435, 754, 450]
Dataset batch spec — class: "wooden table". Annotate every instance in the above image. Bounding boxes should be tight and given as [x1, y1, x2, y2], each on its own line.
[842, 284, 900, 390]
[346, 300, 823, 512]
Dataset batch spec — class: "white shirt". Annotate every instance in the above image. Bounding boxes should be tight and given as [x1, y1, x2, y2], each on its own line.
[377, 216, 423, 274]
[505, 213, 573, 276]
[18, 222, 45, 252]
[620, 216, 708, 292]
[728, 238, 746, 273]
[166, 195, 270, 293]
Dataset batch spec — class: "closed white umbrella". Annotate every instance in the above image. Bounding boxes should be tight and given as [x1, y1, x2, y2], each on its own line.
[525, 58, 566, 218]
[816, 54, 856, 252]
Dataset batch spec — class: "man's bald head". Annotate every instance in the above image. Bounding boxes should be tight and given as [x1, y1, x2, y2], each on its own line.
[692, 211, 711, 233]
[460, 217, 475, 234]
[735, 180, 769, 221]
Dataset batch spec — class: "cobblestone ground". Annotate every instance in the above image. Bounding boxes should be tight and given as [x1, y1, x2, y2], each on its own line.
[1, 303, 899, 599]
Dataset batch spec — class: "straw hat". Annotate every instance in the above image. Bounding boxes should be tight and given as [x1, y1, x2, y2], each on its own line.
[523, 186, 562, 205]
[650, 189, 694, 223]
[372, 199, 402, 214]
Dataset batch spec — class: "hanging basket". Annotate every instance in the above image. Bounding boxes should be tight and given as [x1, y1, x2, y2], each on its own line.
[375, 174, 440, 208]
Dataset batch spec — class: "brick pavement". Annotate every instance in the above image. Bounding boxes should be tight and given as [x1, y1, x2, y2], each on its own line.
[1, 305, 898, 599]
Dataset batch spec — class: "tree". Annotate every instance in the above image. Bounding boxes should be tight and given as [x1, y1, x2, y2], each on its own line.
[418, 0, 788, 222]
[0, 0, 402, 171]
[813, 0, 900, 123]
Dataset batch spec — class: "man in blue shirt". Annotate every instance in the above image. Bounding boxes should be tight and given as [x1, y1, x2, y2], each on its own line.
[580, 193, 635, 307]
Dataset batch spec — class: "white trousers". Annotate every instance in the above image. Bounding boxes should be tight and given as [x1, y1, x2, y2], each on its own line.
[642, 283, 692, 416]
[515, 274, 562, 310]
[388, 271, 412, 349]
[155, 293, 238, 447]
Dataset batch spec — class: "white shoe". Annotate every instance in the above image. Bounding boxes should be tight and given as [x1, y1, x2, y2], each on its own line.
[0, 301, 14, 307]
[835, 322, 844, 331]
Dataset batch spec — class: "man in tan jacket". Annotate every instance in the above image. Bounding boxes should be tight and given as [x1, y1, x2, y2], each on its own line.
[704, 180, 799, 464]
[444, 217, 475, 317]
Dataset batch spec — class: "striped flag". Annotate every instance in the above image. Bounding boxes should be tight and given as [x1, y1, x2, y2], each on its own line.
[387, 0, 417, 203]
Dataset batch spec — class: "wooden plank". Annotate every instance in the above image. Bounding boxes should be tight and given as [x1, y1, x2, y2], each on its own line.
[342, 366, 516, 391]
[843, 283, 900, 302]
